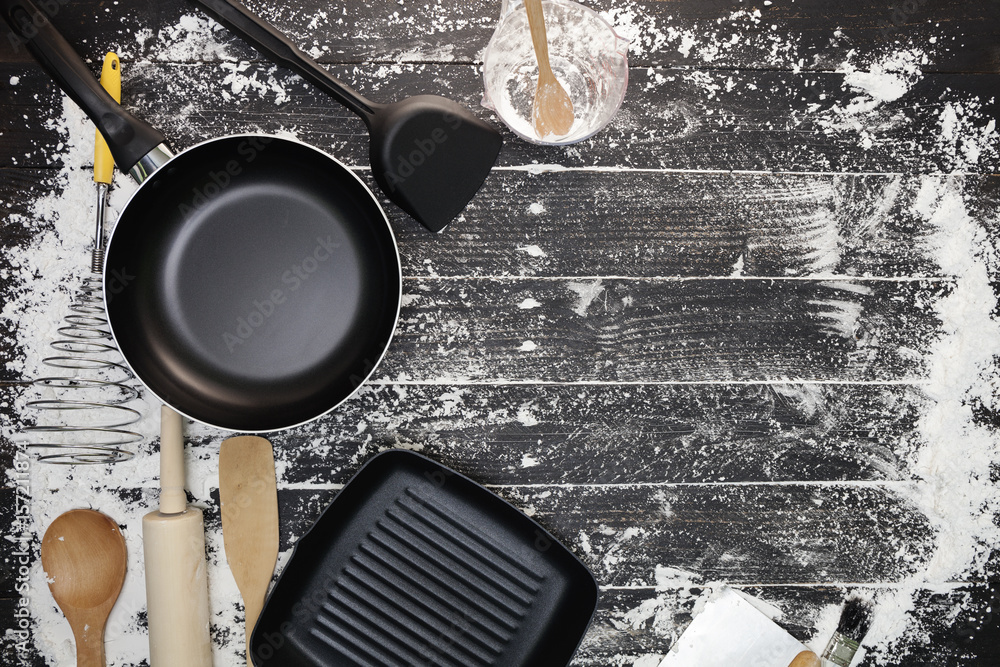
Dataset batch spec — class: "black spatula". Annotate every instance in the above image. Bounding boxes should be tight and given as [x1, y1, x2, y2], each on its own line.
[193, 0, 503, 233]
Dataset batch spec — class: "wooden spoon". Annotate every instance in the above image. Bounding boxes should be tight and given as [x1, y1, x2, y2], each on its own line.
[220, 435, 279, 665]
[41, 509, 127, 667]
[524, 0, 574, 138]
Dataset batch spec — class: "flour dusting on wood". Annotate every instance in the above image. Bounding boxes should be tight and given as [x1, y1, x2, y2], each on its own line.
[2, 4, 999, 667]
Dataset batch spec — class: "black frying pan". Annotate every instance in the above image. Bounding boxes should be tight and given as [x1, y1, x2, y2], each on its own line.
[2, 0, 401, 431]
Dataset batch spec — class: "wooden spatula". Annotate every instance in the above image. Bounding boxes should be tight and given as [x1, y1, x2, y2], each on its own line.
[220, 436, 279, 665]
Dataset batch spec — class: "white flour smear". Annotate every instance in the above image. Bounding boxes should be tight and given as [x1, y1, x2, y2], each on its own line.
[0, 97, 279, 664]
[3, 6, 1000, 667]
[602, 185, 1000, 664]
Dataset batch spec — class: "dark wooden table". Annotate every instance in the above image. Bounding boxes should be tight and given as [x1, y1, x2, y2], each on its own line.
[2, 1, 999, 665]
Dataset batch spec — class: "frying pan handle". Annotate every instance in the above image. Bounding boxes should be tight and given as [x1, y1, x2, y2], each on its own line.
[191, 0, 378, 122]
[0, 0, 169, 176]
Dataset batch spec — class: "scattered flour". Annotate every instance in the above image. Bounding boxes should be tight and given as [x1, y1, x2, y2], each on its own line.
[148, 14, 232, 63]
[840, 49, 925, 105]
[567, 279, 605, 316]
[4, 6, 1000, 667]
[516, 244, 548, 257]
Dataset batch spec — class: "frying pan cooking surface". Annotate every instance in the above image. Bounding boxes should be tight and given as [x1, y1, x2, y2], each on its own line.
[105, 137, 401, 431]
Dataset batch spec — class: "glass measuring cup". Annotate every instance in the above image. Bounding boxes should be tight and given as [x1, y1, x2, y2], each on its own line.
[482, 0, 628, 145]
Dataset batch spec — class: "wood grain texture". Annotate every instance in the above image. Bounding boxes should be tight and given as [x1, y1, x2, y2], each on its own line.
[224, 484, 935, 587]
[394, 172, 967, 279]
[373, 277, 948, 383]
[6, 165, 995, 280]
[0, 0, 996, 73]
[0, 581, 990, 667]
[245, 382, 930, 486]
[3, 61, 998, 173]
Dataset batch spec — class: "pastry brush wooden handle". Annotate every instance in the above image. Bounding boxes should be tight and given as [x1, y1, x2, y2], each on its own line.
[788, 650, 822, 667]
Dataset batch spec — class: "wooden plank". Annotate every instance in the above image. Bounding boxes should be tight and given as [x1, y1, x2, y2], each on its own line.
[0, 379, 929, 486]
[574, 584, 1000, 666]
[0, 584, 992, 667]
[250, 382, 929, 485]
[258, 484, 936, 587]
[3, 167, 983, 279]
[367, 277, 947, 383]
[3, 61, 998, 173]
[1, 277, 949, 384]
[393, 172, 965, 279]
[0, 0, 996, 73]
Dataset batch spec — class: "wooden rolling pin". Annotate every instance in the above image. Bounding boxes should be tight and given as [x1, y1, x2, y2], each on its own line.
[142, 406, 213, 666]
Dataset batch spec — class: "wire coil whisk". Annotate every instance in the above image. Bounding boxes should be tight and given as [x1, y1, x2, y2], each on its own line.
[25, 274, 143, 464]
[23, 53, 144, 464]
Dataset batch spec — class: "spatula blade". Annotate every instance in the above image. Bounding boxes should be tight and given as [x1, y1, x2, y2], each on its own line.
[370, 96, 503, 233]
[220, 435, 279, 665]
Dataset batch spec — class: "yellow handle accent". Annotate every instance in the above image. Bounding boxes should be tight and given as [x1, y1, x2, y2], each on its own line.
[94, 52, 120, 185]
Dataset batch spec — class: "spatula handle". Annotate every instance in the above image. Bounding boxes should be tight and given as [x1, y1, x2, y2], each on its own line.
[244, 592, 265, 666]
[0, 0, 167, 173]
[191, 0, 378, 121]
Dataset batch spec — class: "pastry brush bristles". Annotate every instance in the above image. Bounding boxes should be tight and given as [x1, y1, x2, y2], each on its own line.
[837, 596, 874, 641]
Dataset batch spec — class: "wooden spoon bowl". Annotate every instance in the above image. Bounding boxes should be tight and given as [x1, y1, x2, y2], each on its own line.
[41, 509, 127, 667]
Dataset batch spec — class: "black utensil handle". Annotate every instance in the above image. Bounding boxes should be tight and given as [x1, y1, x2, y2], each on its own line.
[191, 0, 378, 122]
[0, 0, 168, 174]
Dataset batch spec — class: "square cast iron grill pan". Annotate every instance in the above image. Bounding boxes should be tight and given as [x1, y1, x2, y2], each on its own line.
[250, 449, 599, 667]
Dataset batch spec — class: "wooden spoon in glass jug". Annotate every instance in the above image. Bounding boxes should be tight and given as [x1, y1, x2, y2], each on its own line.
[525, 0, 574, 138]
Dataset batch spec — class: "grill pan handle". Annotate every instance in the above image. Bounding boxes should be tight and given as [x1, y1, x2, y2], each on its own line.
[0, 0, 169, 175]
